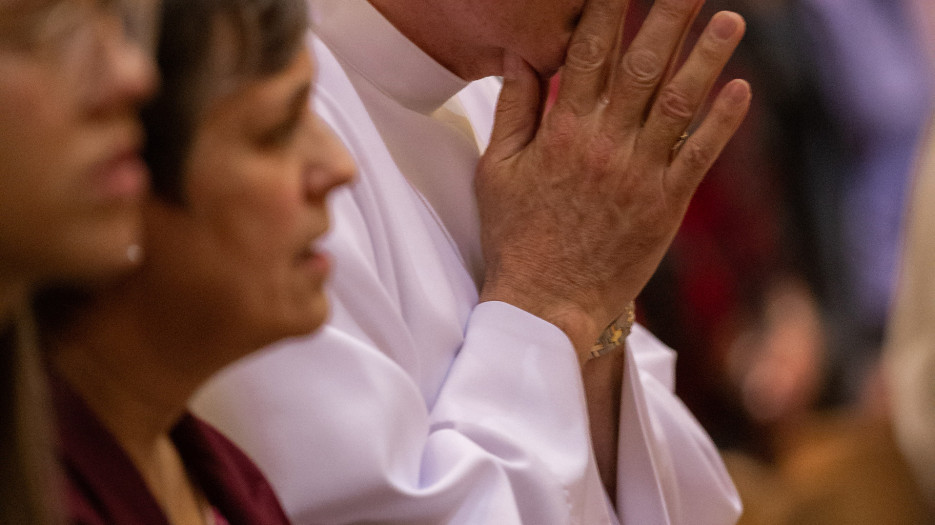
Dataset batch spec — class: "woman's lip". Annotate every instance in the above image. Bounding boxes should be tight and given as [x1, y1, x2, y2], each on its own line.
[90, 148, 149, 202]
[298, 247, 331, 277]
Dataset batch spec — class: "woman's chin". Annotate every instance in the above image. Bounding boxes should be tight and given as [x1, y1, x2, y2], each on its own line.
[300, 298, 330, 337]
[260, 297, 331, 348]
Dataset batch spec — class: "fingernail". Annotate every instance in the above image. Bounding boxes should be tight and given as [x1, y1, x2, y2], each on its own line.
[725, 79, 751, 103]
[711, 12, 739, 40]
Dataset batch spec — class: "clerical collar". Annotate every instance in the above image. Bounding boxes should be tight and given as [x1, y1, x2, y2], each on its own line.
[310, 0, 468, 115]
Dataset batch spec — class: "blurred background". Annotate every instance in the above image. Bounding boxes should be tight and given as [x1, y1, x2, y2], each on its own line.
[627, 0, 934, 522]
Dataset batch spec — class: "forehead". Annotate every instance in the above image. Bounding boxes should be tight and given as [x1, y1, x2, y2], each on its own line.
[0, 0, 55, 14]
[201, 48, 312, 122]
[0, 0, 159, 49]
[499, 0, 582, 17]
[0, 0, 108, 21]
[479, 0, 584, 35]
[242, 50, 312, 106]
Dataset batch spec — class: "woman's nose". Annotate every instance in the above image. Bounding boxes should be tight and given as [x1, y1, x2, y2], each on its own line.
[91, 13, 158, 116]
[304, 118, 356, 200]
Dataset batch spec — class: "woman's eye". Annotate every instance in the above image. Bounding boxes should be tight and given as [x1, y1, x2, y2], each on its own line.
[114, 0, 159, 53]
[260, 114, 302, 147]
[1, 0, 125, 61]
[1, 2, 84, 53]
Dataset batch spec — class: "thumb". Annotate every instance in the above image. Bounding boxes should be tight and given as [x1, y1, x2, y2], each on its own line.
[486, 51, 543, 162]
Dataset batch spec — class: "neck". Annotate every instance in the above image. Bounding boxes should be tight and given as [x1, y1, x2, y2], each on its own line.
[53, 341, 189, 455]
[48, 288, 228, 469]
[366, 0, 501, 80]
[49, 299, 217, 523]
[0, 280, 26, 324]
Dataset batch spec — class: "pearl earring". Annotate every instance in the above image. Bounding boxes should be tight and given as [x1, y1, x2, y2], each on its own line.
[127, 244, 143, 264]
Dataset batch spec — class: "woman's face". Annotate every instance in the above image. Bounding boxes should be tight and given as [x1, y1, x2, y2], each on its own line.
[142, 48, 354, 351]
[0, 0, 157, 288]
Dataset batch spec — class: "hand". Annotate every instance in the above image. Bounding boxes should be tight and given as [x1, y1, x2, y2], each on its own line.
[476, 0, 751, 356]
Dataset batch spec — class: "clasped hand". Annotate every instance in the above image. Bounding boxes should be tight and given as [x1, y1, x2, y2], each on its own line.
[476, 0, 751, 357]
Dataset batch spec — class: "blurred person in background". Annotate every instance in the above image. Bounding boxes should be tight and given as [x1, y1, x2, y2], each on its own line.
[33, 0, 353, 521]
[634, 0, 935, 521]
[0, 0, 157, 521]
[797, 0, 933, 403]
[641, 0, 933, 444]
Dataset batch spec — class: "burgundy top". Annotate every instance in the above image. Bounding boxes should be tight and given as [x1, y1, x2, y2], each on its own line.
[52, 376, 291, 525]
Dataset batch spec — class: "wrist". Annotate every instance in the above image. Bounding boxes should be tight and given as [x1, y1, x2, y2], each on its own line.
[479, 281, 603, 356]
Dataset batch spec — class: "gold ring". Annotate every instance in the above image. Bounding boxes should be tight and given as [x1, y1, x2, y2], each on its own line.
[671, 132, 690, 153]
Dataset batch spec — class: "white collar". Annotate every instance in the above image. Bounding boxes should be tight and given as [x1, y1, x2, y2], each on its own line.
[310, 0, 468, 114]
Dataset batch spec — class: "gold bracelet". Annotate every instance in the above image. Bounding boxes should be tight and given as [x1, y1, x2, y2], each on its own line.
[587, 301, 636, 361]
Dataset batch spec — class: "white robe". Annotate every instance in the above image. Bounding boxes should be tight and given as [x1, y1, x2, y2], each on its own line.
[192, 1, 741, 523]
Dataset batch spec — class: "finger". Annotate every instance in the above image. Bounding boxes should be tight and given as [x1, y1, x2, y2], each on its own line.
[602, 0, 705, 128]
[665, 79, 751, 201]
[485, 52, 545, 162]
[634, 0, 704, 125]
[654, 0, 704, 108]
[638, 11, 745, 163]
[554, 0, 629, 117]
[601, 1, 632, 98]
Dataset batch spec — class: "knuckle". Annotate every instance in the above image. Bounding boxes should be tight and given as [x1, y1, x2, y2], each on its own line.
[680, 140, 715, 171]
[696, 36, 726, 64]
[565, 35, 609, 72]
[620, 49, 662, 87]
[656, 87, 695, 121]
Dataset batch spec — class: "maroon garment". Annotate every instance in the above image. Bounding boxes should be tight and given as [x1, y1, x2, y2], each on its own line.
[52, 376, 291, 525]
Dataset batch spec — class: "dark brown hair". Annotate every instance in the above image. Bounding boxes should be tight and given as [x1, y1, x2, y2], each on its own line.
[0, 316, 58, 525]
[142, 0, 308, 204]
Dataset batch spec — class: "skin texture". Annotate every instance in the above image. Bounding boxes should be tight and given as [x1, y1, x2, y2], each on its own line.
[370, 0, 584, 80]
[478, 2, 749, 356]
[0, 0, 157, 304]
[51, 48, 355, 524]
[370, 0, 751, 501]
